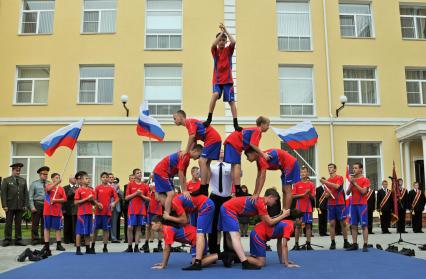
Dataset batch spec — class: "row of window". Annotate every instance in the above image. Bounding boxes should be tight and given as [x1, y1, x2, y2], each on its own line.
[10, 141, 382, 188]
[17, 1, 426, 50]
[12, 65, 426, 117]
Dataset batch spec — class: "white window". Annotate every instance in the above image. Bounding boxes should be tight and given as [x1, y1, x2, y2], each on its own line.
[276, 1, 312, 51]
[400, 5, 426, 39]
[15, 66, 49, 104]
[82, 0, 116, 33]
[339, 3, 373, 38]
[79, 65, 114, 104]
[20, 0, 55, 34]
[11, 142, 45, 186]
[343, 67, 378, 104]
[145, 0, 183, 49]
[406, 69, 426, 105]
[279, 66, 314, 116]
[347, 142, 382, 189]
[77, 142, 112, 186]
[144, 65, 182, 115]
[143, 141, 181, 183]
[281, 142, 317, 184]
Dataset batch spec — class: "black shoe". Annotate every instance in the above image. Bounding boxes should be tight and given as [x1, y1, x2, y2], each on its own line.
[369, 232, 375, 235]
[376, 244, 383, 250]
[329, 241, 336, 250]
[142, 243, 150, 253]
[182, 263, 202, 271]
[234, 126, 243, 132]
[56, 244, 66, 251]
[103, 247, 108, 253]
[76, 250, 83, 255]
[86, 248, 96, 254]
[157, 244, 163, 252]
[134, 247, 141, 253]
[15, 240, 26, 246]
[418, 244, 426, 251]
[343, 241, 351, 249]
[124, 247, 133, 253]
[306, 243, 314, 250]
[346, 243, 358, 251]
[111, 240, 120, 243]
[220, 252, 234, 268]
[362, 244, 368, 252]
[2, 240, 11, 247]
[291, 244, 300, 251]
[242, 261, 261, 270]
[385, 245, 398, 253]
[17, 248, 31, 262]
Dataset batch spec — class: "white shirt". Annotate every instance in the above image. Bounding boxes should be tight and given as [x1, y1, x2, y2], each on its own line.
[209, 161, 232, 197]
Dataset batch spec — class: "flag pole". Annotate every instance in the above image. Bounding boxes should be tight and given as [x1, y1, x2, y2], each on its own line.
[53, 148, 74, 200]
[149, 136, 152, 183]
[292, 149, 316, 175]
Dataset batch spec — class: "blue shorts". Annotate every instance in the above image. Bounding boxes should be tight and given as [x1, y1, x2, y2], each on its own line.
[76, 214, 93, 236]
[223, 143, 241, 164]
[299, 212, 313, 224]
[43, 216, 62, 231]
[218, 206, 239, 232]
[128, 214, 145, 227]
[350, 205, 368, 227]
[213, 83, 234, 102]
[94, 215, 111, 231]
[146, 213, 158, 224]
[189, 212, 198, 226]
[202, 141, 221, 160]
[328, 205, 347, 221]
[250, 230, 267, 257]
[281, 161, 301, 185]
[196, 199, 215, 234]
[154, 173, 174, 193]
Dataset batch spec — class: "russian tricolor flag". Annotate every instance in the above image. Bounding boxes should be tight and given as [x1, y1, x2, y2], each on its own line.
[272, 121, 318, 150]
[40, 119, 84, 157]
[136, 103, 165, 141]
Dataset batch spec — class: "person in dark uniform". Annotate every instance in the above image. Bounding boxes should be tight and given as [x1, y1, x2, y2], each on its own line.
[1, 163, 28, 246]
[62, 176, 78, 244]
[367, 186, 376, 234]
[409, 182, 425, 233]
[316, 184, 329, 236]
[376, 180, 392, 234]
[396, 178, 408, 233]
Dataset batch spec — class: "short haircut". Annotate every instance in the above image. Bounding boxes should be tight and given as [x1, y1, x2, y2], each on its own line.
[353, 162, 363, 169]
[175, 110, 186, 118]
[108, 172, 114, 176]
[216, 32, 227, 39]
[75, 171, 88, 179]
[382, 180, 388, 184]
[50, 173, 60, 179]
[100, 172, 109, 178]
[328, 163, 337, 169]
[300, 166, 308, 172]
[256, 116, 270, 126]
[192, 144, 203, 153]
[132, 168, 141, 175]
[264, 187, 280, 198]
[191, 166, 199, 172]
[151, 215, 164, 224]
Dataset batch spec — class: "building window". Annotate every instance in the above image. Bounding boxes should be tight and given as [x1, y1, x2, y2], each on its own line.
[77, 142, 112, 186]
[400, 5, 426, 39]
[279, 66, 314, 116]
[406, 69, 426, 105]
[144, 65, 182, 115]
[145, 0, 182, 49]
[79, 65, 114, 104]
[347, 142, 382, 189]
[82, 0, 116, 33]
[343, 67, 377, 104]
[281, 142, 316, 184]
[143, 141, 181, 183]
[276, 1, 311, 51]
[15, 66, 50, 104]
[339, 3, 373, 38]
[11, 142, 45, 186]
[20, 0, 55, 34]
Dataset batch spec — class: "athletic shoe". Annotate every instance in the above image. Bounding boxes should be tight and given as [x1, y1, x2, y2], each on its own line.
[329, 241, 336, 250]
[17, 248, 31, 262]
[242, 261, 261, 270]
[343, 241, 351, 249]
[346, 243, 358, 251]
[182, 263, 202, 271]
[86, 248, 96, 254]
[291, 244, 300, 251]
[56, 244, 66, 251]
[76, 250, 83, 255]
[362, 244, 368, 252]
[123, 247, 133, 253]
[142, 243, 150, 253]
[103, 247, 108, 253]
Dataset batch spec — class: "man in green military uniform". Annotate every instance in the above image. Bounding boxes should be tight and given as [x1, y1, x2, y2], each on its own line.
[29, 166, 50, 245]
[1, 163, 29, 246]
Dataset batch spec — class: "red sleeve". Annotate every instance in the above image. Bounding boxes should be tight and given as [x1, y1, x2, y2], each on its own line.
[250, 129, 261, 147]
[74, 189, 81, 201]
[338, 176, 344, 186]
[60, 188, 67, 201]
[178, 154, 190, 172]
[185, 120, 197, 136]
[256, 198, 268, 216]
[172, 199, 185, 216]
[163, 226, 175, 246]
[257, 157, 268, 170]
[362, 178, 371, 189]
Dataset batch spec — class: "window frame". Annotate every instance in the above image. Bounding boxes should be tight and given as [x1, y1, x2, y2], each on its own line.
[343, 66, 380, 106]
[339, 2, 375, 38]
[10, 142, 45, 186]
[281, 142, 318, 183]
[76, 141, 112, 187]
[405, 68, 426, 106]
[81, 0, 117, 34]
[78, 65, 115, 105]
[400, 5, 426, 40]
[142, 141, 182, 181]
[14, 66, 50, 105]
[18, 0, 55, 35]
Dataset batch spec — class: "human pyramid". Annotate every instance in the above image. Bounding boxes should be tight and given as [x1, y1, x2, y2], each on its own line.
[39, 23, 372, 271]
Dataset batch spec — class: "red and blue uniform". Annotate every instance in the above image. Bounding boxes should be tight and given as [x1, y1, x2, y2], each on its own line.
[153, 151, 190, 193]
[326, 175, 347, 222]
[250, 220, 294, 257]
[185, 118, 222, 160]
[126, 181, 149, 226]
[257, 148, 300, 186]
[75, 186, 95, 235]
[219, 196, 268, 232]
[94, 184, 118, 231]
[147, 189, 163, 224]
[350, 177, 370, 227]
[43, 185, 66, 231]
[172, 195, 215, 234]
[186, 179, 201, 226]
[224, 127, 262, 164]
[163, 224, 202, 257]
[292, 180, 315, 224]
[212, 43, 235, 102]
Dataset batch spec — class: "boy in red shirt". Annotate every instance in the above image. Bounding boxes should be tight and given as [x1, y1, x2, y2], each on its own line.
[186, 166, 201, 194]
[204, 23, 241, 132]
[320, 163, 350, 249]
[42, 173, 66, 253]
[223, 116, 270, 194]
[143, 183, 163, 253]
[174, 110, 221, 196]
[291, 166, 315, 250]
[346, 162, 370, 252]
[74, 171, 96, 255]
[124, 168, 150, 253]
[92, 172, 119, 253]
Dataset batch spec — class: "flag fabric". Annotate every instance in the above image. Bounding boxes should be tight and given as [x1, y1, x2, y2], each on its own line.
[136, 103, 165, 141]
[40, 119, 84, 156]
[344, 165, 352, 224]
[272, 121, 318, 150]
[390, 161, 400, 225]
